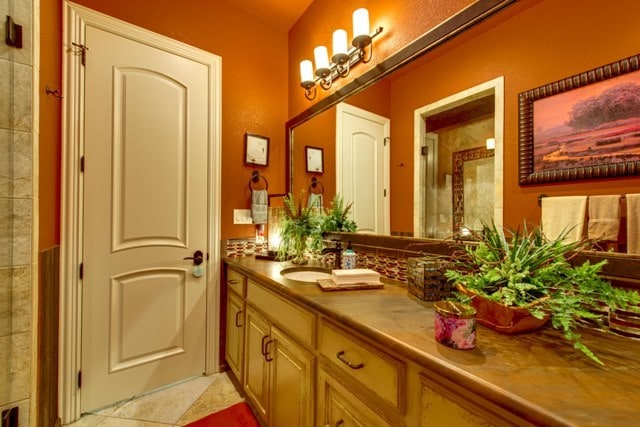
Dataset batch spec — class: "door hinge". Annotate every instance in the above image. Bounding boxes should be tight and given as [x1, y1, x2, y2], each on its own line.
[71, 42, 88, 66]
[384, 189, 387, 197]
[80, 156, 85, 172]
[79, 263, 83, 280]
[384, 137, 390, 146]
[77, 371, 82, 388]
[421, 146, 429, 156]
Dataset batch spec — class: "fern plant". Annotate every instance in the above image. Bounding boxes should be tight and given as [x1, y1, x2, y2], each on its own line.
[277, 192, 323, 263]
[445, 221, 640, 365]
[320, 194, 357, 234]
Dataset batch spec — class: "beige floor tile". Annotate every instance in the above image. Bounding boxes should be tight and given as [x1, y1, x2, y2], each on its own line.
[109, 376, 215, 425]
[175, 373, 243, 426]
[65, 414, 108, 427]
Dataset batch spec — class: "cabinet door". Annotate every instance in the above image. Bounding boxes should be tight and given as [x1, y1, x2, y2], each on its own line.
[225, 291, 244, 381]
[244, 306, 270, 419]
[269, 325, 314, 427]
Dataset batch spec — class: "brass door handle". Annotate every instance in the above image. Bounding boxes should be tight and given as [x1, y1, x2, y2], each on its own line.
[264, 339, 274, 362]
[235, 310, 243, 327]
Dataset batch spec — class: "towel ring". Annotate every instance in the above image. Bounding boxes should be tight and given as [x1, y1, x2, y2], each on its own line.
[248, 170, 268, 191]
[309, 177, 324, 194]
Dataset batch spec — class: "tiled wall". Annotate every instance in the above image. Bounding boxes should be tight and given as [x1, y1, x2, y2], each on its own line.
[0, 0, 36, 425]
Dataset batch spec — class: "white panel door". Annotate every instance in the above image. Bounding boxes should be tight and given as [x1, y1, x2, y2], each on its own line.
[337, 103, 390, 234]
[81, 24, 210, 412]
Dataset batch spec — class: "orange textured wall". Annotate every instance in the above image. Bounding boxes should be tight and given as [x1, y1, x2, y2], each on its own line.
[288, 0, 474, 118]
[39, 0, 62, 250]
[292, 107, 336, 202]
[289, 0, 640, 233]
[40, 0, 289, 242]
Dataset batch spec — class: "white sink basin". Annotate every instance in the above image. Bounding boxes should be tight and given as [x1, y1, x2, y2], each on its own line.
[280, 267, 332, 283]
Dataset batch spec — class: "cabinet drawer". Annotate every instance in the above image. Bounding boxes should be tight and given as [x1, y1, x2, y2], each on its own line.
[317, 365, 401, 427]
[247, 279, 315, 348]
[227, 267, 245, 296]
[318, 319, 405, 413]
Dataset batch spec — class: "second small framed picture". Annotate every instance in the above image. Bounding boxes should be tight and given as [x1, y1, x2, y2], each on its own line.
[305, 146, 324, 173]
[245, 133, 270, 167]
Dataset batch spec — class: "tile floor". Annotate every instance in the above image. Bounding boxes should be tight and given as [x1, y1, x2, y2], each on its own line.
[65, 372, 244, 426]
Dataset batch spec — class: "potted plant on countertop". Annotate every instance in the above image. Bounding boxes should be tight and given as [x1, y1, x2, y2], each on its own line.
[320, 194, 357, 234]
[445, 220, 640, 365]
[277, 192, 323, 264]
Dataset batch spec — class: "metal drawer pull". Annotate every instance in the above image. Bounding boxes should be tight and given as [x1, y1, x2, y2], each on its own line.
[336, 351, 364, 369]
[235, 310, 243, 327]
[261, 335, 270, 356]
[264, 339, 274, 362]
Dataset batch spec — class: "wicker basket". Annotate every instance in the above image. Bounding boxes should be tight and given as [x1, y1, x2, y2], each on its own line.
[407, 256, 451, 301]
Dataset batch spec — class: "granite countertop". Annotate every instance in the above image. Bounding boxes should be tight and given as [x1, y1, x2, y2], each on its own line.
[224, 256, 640, 427]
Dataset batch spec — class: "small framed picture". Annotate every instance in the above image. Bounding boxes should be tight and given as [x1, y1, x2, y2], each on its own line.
[245, 133, 270, 166]
[305, 146, 324, 173]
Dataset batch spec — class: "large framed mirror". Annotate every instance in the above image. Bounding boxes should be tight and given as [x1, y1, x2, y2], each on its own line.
[286, 0, 512, 238]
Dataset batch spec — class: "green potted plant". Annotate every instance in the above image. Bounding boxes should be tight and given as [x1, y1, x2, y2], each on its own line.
[277, 192, 323, 264]
[445, 221, 640, 365]
[320, 194, 357, 234]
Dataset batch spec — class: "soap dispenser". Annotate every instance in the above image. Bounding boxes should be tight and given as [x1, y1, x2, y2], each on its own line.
[341, 241, 357, 270]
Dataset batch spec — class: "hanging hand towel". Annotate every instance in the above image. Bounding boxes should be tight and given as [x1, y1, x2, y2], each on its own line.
[541, 196, 587, 243]
[251, 189, 268, 225]
[627, 194, 640, 255]
[308, 193, 323, 209]
[587, 195, 620, 241]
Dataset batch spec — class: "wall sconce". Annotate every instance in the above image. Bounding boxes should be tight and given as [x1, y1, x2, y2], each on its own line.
[486, 138, 496, 150]
[300, 8, 384, 100]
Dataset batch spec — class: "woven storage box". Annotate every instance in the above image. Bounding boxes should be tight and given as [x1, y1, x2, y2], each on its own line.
[407, 256, 451, 301]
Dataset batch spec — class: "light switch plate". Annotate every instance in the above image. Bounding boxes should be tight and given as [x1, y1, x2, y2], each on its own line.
[233, 209, 253, 224]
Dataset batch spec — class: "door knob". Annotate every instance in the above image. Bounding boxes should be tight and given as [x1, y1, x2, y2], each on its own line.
[183, 250, 204, 266]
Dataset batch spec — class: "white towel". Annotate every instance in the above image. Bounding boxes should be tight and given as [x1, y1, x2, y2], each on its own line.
[308, 193, 323, 209]
[251, 189, 268, 224]
[587, 195, 620, 241]
[627, 194, 640, 254]
[541, 196, 587, 243]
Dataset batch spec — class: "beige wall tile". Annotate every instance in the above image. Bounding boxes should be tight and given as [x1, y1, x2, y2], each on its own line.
[0, 398, 30, 427]
[0, 331, 31, 405]
[0, 265, 31, 336]
[0, 0, 33, 65]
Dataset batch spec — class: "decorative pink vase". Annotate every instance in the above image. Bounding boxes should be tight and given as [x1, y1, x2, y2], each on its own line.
[434, 301, 477, 350]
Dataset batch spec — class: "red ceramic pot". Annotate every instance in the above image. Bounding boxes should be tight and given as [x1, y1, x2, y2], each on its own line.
[456, 285, 550, 334]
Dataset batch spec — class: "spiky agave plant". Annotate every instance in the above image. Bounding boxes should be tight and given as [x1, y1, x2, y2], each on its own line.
[445, 220, 640, 365]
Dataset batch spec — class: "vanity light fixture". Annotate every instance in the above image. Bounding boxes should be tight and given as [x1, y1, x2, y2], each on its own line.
[300, 8, 383, 100]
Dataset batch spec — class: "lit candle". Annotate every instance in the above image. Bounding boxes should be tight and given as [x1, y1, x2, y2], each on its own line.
[314, 46, 330, 74]
[352, 8, 370, 41]
[299, 60, 314, 85]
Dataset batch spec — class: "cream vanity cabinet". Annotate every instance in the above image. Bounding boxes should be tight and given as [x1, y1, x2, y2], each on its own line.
[225, 268, 246, 382]
[316, 318, 407, 427]
[243, 278, 315, 427]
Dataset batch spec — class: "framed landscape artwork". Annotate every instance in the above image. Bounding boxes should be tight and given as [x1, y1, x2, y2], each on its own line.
[518, 54, 640, 184]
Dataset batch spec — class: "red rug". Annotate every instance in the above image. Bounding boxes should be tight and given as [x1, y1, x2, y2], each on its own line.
[185, 402, 260, 427]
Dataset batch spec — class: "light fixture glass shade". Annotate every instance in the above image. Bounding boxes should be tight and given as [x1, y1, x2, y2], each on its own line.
[300, 60, 314, 87]
[352, 8, 371, 47]
[332, 29, 349, 63]
[314, 46, 330, 76]
[486, 137, 496, 150]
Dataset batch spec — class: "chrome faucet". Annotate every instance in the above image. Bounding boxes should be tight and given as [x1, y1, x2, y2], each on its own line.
[321, 240, 342, 269]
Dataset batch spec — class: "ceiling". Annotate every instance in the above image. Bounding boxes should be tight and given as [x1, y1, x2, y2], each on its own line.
[226, 0, 314, 31]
